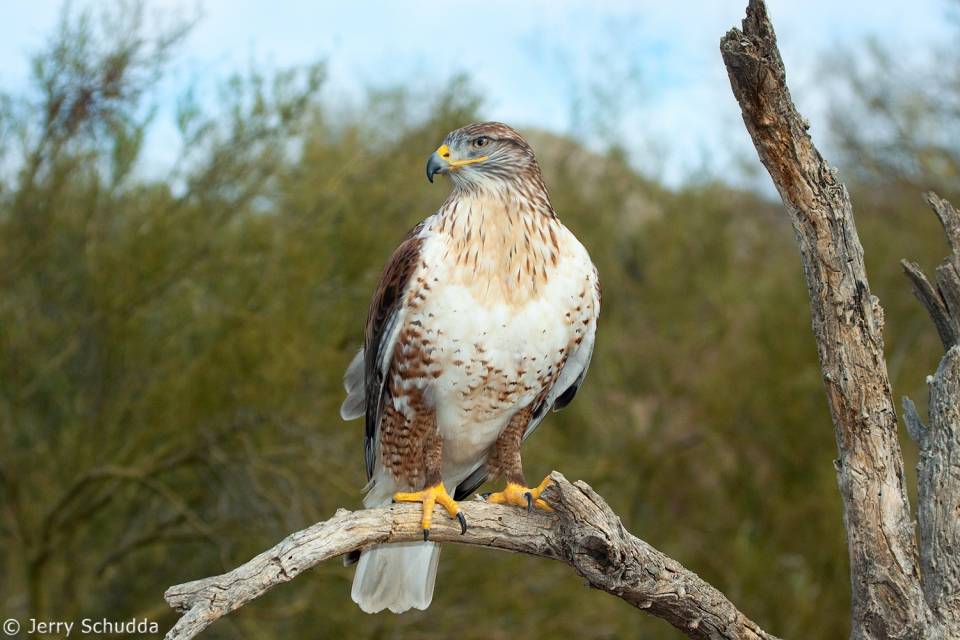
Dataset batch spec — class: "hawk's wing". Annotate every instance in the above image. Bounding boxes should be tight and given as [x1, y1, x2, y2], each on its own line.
[524, 264, 601, 441]
[339, 222, 426, 481]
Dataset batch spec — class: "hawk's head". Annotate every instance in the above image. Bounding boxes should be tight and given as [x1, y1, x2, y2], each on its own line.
[426, 122, 541, 191]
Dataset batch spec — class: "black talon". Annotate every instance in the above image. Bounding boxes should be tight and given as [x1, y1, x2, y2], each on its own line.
[524, 492, 533, 513]
[457, 512, 467, 535]
[423, 528, 430, 542]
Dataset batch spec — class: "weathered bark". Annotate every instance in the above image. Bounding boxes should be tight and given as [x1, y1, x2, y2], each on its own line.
[720, 2, 937, 639]
[916, 349, 960, 630]
[164, 472, 779, 640]
[900, 192, 960, 633]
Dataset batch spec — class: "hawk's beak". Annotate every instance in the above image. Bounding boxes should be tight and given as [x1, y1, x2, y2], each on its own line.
[426, 143, 488, 183]
[426, 146, 450, 183]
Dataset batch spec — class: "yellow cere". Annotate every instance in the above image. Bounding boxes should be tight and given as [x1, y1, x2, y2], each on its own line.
[437, 143, 488, 169]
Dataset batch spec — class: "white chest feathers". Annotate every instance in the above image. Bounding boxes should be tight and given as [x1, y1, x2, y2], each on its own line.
[385, 202, 599, 464]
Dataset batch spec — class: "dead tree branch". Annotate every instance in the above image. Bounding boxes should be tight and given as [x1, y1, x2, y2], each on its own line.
[903, 194, 960, 351]
[720, 1, 942, 639]
[901, 192, 960, 632]
[913, 347, 960, 631]
[164, 472, 779, 640]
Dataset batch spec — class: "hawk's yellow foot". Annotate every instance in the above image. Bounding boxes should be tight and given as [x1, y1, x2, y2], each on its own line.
[486, 476, 555, 513]
[393, 483, 467, 541]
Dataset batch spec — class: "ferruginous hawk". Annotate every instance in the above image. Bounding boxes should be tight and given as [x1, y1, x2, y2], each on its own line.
[340, 122, 601, 614]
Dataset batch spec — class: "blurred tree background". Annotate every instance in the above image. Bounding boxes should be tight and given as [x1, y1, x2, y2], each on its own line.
[0, 2, 954, 639]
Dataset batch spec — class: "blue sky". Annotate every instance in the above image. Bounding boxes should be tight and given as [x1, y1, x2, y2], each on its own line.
[1, 0, 955, 188]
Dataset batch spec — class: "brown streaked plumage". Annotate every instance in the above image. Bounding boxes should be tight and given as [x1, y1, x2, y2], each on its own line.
[341, 122, 601, 614]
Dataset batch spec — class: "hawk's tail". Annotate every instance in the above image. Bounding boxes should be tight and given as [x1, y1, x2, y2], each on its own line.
[351, 541, 441, 613]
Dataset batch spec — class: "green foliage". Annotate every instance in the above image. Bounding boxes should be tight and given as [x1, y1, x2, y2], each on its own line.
[0, 4, 950, 639]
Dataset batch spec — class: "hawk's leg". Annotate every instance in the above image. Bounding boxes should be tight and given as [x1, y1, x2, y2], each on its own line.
[392, 430, 467, 540]
[485, 405, 555, 512]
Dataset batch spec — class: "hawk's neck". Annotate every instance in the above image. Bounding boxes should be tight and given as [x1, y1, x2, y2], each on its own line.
[430, 183, 567, 309]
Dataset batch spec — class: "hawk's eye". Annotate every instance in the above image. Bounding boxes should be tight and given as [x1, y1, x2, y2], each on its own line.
[472, 136, 490, 149]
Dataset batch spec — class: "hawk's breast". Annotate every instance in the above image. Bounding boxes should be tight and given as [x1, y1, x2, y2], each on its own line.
[389, 210, 598, 469]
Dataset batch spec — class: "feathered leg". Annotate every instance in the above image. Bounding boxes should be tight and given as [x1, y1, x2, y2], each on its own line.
[353, 412, 463, 613]
[485, 405, 554, 512]
[392, 430, 467, 540]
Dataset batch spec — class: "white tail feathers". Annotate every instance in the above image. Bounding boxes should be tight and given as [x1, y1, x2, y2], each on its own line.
[351, 541, 441, 614]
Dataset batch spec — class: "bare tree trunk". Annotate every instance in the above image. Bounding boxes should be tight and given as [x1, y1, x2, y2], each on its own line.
[913, 349, 960, 631]
[162, 3, 960, 639]
[720, 2, 955, 639]
[901, 192, 960, 633]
